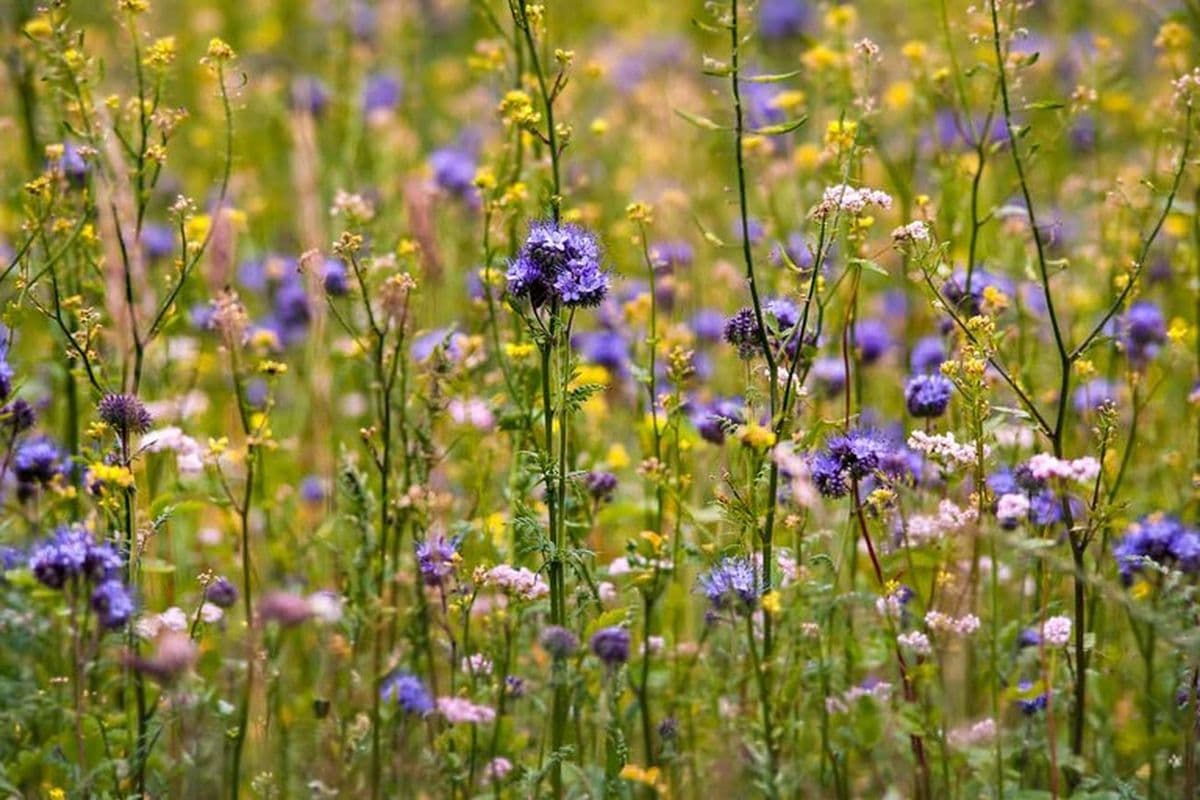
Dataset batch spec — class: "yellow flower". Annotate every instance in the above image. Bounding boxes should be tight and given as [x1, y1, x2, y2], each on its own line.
[619, 764, 662, 788]
[89, 463, 135, 489]
[901, 41, 928, 63]
[738, 422, 776, 450]
[884, 80, 914, 111]
[761, 590, 782, 617]
[504, 342, 535, 360]
[824, 119, 858, 150]
[1168, 317, 1192, 345]
[824, 4, 857, 32]
[606, 443, 630, 469]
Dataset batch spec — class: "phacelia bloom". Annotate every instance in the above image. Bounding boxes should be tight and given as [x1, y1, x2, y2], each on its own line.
[141, 223, 175, 261]
[910, 336, 946, 374]
[98, 393, 153, 436]
[1120, 300, 1166, 367]
[854, 319, 891, 365]
[723, 308, 762, 360]
[486, 756, 514, 782]
[590, 626, 631, 666]
[205, 576, 239, 608]
[995, 493, 1031, 529]
[539, 625, 580, 658]
[505, 675, 526, 698]
[507, 221, 608, 308]
[416, 534, 460, 587]
[91, 579, 135, 629]
[28, 526, 92, 588]
[362, 72, 403, 116]
[14, 436, 64, 487]
[810, 451, 849, 498]
[1073, 378, 1117, 413]
[1016, 680, 1048, 715]
[381, 671, 434, 716]
[699, 556, 758, 613]
[810, 357, 847, 397]
[1113, 514, 1200, 583]
[437, 696, 497, 725]
[826, 428, 888, 479]
[1017, 628, 1041, 648]
[1042, 615, 1072, 647]
[573, 330, 630, 375]
[693, 397, 744, 445]
[4, 398, 35, 433]
[321, 259, 349, 296]
[905, 374, 953, 418]
[584, 470, 618, 502]
[430, 147, 477, 199]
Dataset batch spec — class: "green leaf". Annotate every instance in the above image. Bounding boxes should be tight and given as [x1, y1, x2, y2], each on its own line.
[750, 115, 808, 136]
[744, 70, 802, 83]
[1024, 100, 1065, 111]
[850, 257, 888, 277]
[674, 108, 729, 131]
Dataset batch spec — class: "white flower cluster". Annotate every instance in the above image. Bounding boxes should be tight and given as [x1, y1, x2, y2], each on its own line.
[1027, 453, 1100, 484]
[891, 221, 930, 244]
[996, 492, 1031, 526]
[825, 680, 893, 714]
[140, 426, 204, 474]
[898, 630, 932, 656]
[948, 718, 997, 749]
[925, 610, 981, 637]
[437, 696, 496, 725]
[484, 564, 549, 601]
[907, 430, 988, 466]
[904, 499, 977, 545]
[1042, 615, 1072, 647]
[813, 183, 892, 219]
[1173, 68, 1200, 105]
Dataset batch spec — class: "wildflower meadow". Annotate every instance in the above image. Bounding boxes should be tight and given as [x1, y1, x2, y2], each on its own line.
[4, 0, 1200, 796]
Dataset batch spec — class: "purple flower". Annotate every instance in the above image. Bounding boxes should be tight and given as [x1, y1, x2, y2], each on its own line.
[584, 470, 618, 502]
[691, 309, 726, 343]
[1073, 378, 1116, 413]
[416, 534, 460, 587]
[810, 451, 848, 498]
[910, 336, 946, 374]
[14, 436, 64, 487]
[507, 222, 607, 308]
[826, 428, 889, 479]
[758, 0, 811, 40]
[698, 556, 758, 613]
[362, 72, 403, 116]
[381, 671, 434, 715]
[539, 625, 580, 658]
[1016, 680, 1048, 715]
[430, 147, 477, 198]
[854, 319, 891, 365]
[91, 579, 135, 629]
[1120, 301, 1166, 368]
[590, 626, 631, 666]
[29, 526, 90, 588]
[1114, 514, 1200, 583]
[724, 308, 761, 360]
[573, 330, 630, 375]
[905, 374, 953, 418]
[98, 393, 153, 436]
[205, 576, 239, 608]
[322, 259, 349, 296]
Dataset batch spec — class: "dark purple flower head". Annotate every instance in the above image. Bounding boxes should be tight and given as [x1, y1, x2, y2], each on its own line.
[724, 308, 761, 360]
[1114, 514, 1200, 583]
[1073, 378, 1117, 413]
[540, 625, 580, 658]
[1017, 628, 1041, 648]
[1120, 301, 1166, 368]
[584, 470, 618, 502]
[4, 398, 36, 433]
[141, 223, 175, 261]
[554, 260, 609, 307]
[765, 297, 800, 331]
[92, 579, 135, 629]
[416, 534, 460, 587]
[381, 671, 434, 715]
[692, 397, 744, 445]
[905, 374, 953, 418]
[810, 451, 848, 498]
[299, 475, 326, 505]
[854, 319, 891, 365]
[322, 259, 349, 296]
[205, 576, 239, 608]
[698, 556, 758, 613]
[590, 626, 631, 666]
[98, 393, 153, 436]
